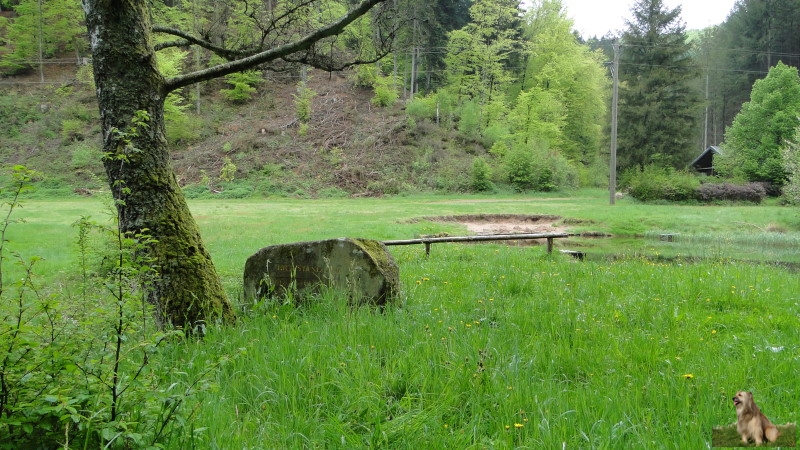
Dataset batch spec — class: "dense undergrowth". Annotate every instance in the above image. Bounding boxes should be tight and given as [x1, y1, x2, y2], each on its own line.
[0, 168, 206, 448]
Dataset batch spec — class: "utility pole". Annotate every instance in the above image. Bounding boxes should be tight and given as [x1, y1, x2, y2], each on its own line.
[609, 41, 620, 205]
[703, 71, 709, 150]
[37, 0, 44, 83]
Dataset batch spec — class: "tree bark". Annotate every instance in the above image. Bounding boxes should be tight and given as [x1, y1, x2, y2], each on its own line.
[83, 0, 235, 330]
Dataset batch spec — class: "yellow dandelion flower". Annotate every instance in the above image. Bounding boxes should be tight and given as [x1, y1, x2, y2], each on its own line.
[514, 423, 524, 429]
[505, 425, 510, 430]
[683, 373, 694, 379]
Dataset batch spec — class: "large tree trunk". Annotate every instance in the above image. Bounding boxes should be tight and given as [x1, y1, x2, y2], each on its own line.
[83, 0, 235, 329]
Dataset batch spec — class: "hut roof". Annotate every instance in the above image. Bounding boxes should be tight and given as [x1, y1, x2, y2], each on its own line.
[689, 146, 722, 168]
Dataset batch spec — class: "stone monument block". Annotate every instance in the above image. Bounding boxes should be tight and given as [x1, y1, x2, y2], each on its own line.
[243, 238, 400, 305]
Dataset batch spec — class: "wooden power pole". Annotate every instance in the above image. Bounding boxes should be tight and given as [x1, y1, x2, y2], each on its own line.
[609, 41, 620, 205]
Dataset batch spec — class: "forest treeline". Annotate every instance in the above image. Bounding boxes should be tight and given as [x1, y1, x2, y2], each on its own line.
[2, 0, 800, 198]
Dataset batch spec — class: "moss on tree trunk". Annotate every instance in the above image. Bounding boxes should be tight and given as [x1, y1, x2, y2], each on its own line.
[83, 0, 235, 329]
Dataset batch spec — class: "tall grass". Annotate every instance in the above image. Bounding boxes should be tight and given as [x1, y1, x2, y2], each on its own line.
[6, 191, 800, 447]
[643, 230, 800, 264]
[158, 245, 799, 448]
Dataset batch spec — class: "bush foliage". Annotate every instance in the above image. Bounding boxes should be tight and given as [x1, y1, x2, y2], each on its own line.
[623, 165, 700, 202]
[696, 182, 766, 203]
[221, 71, 262, 104]
[0, 167, 211, 448]
[504, 145, 577, 192]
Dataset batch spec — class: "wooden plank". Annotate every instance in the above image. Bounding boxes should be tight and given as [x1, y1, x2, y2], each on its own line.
[383, 233, 570, 255]
[383, 232, 569, 246]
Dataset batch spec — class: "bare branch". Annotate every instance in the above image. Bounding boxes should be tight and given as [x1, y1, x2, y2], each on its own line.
[154, 39, 190, 51]
[153, 25, 246, 60]
[163, 0, 390, 93]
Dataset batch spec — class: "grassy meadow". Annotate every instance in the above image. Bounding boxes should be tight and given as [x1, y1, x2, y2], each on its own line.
[5, 189, 800, 448]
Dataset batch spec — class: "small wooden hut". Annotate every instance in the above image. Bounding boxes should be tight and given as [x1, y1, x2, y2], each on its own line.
[690, 146, 722, 176]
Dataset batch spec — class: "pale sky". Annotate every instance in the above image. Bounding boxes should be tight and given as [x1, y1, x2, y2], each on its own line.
[556, 0, 740, 38]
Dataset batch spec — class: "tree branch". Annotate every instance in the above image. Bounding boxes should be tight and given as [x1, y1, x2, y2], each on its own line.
[154, 39, 190, 51]
[153, 25, 246, 60]
[163, 0, 389, 93]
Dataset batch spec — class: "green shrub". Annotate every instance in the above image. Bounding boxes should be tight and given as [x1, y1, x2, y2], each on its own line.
[220, 71, 261, 104]
[217, 185, 253, 198]
[164, 93, 199, 144]
[70, 143, 104, 169]
[293, 80, 316, 123]
[181, 183, 211, 199]
[434, 162, 471, 193]
[482, 124, 510, 148]
[406, 95, 437, 122]
[504, 145, 577, 192]
[76, 63, 96, 90]
[352, 65, 377, 88]
[696, 182, 766, 203]
[219, 157, 237, 183]
[371, 75, 399, 107]
[576, 158, 609, 188]
[0, 95, 41, 138]
[318, 187, 350, 198]
[64, 103, 94, 122]
[61, 118, 85, 142]
[367, 178, 407, 195]
[623, 165, 700, 202]
[471, 157, 494, 192]
[0, 168, 206, 447]
[456, 101, 481, 141]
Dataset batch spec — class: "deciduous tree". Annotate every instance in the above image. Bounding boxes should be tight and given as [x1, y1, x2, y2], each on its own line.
[0, 0, 85, 74]
[715, 0, 800, 128]
[444, 0, 525, 105]
[721, 62, 800, 187]
[520, 0, 607, 164]
[81, 0, 395, 330]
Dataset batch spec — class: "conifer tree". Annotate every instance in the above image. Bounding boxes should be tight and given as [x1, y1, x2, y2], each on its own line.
[617, 0, 701, 171]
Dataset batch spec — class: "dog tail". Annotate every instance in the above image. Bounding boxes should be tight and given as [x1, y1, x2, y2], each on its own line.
[765, 424, 780, 442]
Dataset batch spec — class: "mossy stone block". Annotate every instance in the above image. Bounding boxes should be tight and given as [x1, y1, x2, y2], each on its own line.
[243, 238, 399, 305]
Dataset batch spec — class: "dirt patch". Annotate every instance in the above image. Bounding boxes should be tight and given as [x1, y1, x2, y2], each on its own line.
[423, 214, 567, 235]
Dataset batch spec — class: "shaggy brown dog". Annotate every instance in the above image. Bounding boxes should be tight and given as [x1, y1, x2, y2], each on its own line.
[733, 391, 780, 445]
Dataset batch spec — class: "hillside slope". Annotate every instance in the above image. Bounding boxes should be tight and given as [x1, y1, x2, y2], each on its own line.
[0, 66, 484, 197]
